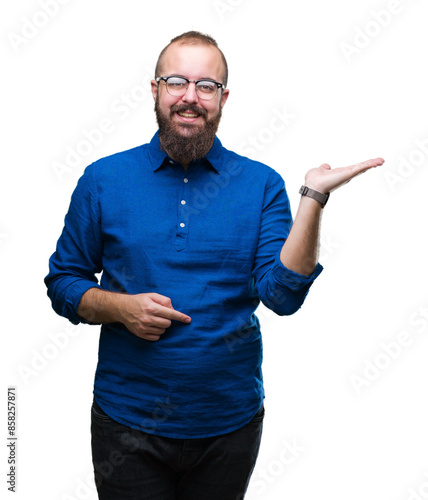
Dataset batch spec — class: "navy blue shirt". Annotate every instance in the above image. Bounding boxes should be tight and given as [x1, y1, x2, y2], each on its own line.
[45, 132, 322, 438]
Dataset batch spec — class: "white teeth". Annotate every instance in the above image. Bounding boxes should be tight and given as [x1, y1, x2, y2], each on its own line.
[178, 112, 199, 118]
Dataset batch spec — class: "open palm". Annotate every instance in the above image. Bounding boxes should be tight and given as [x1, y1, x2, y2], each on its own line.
[304, 157, 385, 194]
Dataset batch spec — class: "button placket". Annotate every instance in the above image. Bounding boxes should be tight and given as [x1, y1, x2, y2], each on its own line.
[174, 174, 190, 251]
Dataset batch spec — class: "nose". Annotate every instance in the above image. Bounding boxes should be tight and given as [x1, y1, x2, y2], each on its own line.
[181, 82, 198, 103]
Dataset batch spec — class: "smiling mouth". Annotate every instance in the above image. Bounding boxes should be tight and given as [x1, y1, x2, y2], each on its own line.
[177, 111, 200, 119]
[172, 104, 206, 122]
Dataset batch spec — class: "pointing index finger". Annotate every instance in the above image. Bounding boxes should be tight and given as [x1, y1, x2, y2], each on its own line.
[159, 305, 191, 324]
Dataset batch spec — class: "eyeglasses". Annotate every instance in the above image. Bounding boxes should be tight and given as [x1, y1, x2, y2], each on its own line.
[156, 76, 225, 101]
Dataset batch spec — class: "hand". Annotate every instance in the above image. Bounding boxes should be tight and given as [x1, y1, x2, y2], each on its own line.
[304, 157, 385, 194]
[119, 293, 191, 342]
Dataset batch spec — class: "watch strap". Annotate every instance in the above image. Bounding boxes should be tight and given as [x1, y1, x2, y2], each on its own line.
[299, 185, 330, 208]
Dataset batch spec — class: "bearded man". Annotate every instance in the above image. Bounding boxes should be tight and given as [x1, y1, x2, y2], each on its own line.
[45, 31, 383, 500]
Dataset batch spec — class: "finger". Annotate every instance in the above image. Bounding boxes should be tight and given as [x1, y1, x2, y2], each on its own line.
[156, 304, 191, 324]
[139, 332, 164, 342]
[148, 293, 173, 308]
[351, 157, 385, 173]
[146, 316, 172, 329]
[135, 325, 166, 339]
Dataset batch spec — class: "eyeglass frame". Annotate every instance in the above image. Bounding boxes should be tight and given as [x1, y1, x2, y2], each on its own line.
[156, 75, 225, 100]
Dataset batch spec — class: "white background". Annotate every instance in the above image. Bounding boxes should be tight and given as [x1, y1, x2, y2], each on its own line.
[2, 0, 428, 499]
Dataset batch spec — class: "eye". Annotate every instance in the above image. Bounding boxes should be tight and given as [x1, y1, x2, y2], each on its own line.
[167, 77, 187, 88]
[196, 81, 217, 93]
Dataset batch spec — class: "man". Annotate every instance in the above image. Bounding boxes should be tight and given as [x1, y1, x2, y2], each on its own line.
[45, 31, 383, 499]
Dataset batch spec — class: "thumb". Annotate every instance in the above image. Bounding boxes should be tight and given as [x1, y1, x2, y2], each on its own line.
[147, 293, 173, 308]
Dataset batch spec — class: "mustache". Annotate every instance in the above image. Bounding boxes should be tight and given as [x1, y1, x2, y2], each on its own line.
[170, 104, 208, 118]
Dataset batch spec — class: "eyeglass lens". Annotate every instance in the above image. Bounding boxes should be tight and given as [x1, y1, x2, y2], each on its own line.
[165, 77, 218, 100]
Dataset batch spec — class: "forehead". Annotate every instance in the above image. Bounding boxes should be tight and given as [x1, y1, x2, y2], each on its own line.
[160, 43, 225, 81]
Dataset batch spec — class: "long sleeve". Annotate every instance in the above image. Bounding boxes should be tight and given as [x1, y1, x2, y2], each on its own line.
[44, 164, 102, 324]
[252, 170, 323, 316]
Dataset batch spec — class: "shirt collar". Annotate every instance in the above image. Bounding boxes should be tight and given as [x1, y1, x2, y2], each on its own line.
[147, 131, 224, 174]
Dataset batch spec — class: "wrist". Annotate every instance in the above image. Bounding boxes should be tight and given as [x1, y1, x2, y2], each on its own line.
[299, 185, 330, 208]
[107, 292, 130, 324]
[78, 288, 128, 324]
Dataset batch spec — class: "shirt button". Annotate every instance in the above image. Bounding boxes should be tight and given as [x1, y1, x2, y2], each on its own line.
[180, 223, 185, 228]
[183, 178, 189, 183]
[181, 200, 186, 205]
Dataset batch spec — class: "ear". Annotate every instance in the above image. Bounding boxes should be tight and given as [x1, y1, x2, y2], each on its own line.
[150, 79, 158, 101]
[220, 88, 229, 109]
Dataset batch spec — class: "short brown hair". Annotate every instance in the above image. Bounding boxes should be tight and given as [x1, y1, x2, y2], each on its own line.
[155, 31, 228, 87]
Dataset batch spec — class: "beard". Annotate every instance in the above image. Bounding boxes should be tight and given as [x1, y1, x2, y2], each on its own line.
[155, 98, 222, 166]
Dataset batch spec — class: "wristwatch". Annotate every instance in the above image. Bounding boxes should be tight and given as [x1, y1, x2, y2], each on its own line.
[299, 185, 330, 208]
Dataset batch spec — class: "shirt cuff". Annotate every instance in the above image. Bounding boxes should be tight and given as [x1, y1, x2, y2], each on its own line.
[66, 281, 101, 325]
[270, 251, 323, 291]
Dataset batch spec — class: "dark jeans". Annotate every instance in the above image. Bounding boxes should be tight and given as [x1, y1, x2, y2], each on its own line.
[91, 399, 264, 500]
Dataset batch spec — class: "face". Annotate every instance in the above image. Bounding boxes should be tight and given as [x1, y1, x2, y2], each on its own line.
[151, 43, 229, 165]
